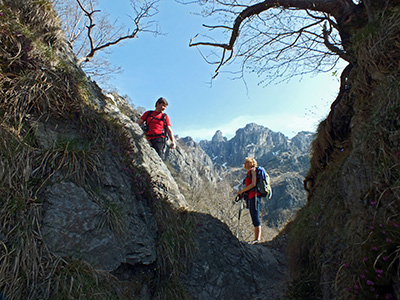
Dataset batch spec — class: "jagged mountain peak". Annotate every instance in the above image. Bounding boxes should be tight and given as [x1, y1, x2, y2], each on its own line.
[211, 129, 227, 143]
[239, 122, 271, 132]
[200, 123, 313, 169]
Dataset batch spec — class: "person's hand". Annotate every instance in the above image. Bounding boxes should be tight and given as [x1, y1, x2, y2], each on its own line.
[237, 190, 242, 196]
[170, 142, 176, 149]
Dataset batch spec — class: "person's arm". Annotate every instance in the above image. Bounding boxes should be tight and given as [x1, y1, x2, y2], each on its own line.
[137, 111, 147, 126]
[237, 168, 257, 195]
[166, 126, 176, 149]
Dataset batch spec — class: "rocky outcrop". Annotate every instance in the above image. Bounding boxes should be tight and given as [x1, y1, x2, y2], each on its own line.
[166, 136, 217, 185]
[100, 91, 188, 209]
[182, 213, 288, 300]
[36, 89, 187, 272]
[262, 171, 306, 228]
[42, 180, 157, 271]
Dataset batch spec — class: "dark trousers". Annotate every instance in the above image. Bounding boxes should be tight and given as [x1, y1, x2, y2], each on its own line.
[249, 196, 261, 227]
[149, 137, 165, 158]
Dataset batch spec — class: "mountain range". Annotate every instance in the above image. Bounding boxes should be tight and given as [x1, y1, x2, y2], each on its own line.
[163, 116, 314, 240]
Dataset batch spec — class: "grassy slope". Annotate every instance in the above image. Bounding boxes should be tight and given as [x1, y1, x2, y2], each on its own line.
[0, 1, 195, 299]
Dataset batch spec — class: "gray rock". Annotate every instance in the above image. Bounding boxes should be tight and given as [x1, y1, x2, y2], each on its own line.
[42, 178, 157, 271]
[182, 213, 288, 299]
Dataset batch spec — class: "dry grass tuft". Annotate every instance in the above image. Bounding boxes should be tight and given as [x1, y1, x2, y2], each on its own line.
[153, 205, 195, 300]
[31, 136, 102, 193]
[0, 0, 131, 298]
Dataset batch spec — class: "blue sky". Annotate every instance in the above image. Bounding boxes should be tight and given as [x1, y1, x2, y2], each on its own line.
[97, 0, 345, 141]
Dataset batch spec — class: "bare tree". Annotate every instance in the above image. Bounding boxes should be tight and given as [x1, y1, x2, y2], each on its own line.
[53, 0, 160, 81]
[188, 0, 375, 84]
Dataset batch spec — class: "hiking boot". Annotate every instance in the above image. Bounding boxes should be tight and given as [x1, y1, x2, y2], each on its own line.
[248, 240, 260, 245]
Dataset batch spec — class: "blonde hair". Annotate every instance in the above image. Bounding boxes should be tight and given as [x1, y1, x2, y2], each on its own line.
[245, 157, 257, 168]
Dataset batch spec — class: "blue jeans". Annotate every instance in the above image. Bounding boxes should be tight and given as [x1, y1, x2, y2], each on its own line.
[249, 196, 261, 227]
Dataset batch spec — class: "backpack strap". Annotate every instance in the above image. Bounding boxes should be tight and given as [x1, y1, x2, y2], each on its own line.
[145, 110, 164, 124]
[144, 110, 154, 124]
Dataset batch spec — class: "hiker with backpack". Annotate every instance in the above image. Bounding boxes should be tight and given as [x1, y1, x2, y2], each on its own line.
[137, 97, 176, 158]
[237, 157, 266, 244]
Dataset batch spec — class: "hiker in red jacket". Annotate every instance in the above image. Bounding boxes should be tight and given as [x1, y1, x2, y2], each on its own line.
[137, 97, 176, 158]
[237, 157, 262, 244]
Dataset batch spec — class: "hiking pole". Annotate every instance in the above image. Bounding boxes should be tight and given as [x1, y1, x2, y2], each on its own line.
[235, 195, 243, 239]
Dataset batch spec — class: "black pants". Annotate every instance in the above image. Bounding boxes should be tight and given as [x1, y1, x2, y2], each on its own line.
[149, 137, 165, 158]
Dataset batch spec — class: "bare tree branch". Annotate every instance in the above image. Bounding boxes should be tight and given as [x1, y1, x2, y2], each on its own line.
[75, 0, 99, 64]
[322, 22, 350, 61]
[188, 0, 360, 82]
[190, 0, 355, 49]
[76, 0, 159, 65]
[53, 0, 160, 81]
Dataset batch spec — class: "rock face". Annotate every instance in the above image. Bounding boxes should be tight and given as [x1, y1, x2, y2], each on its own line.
[37, 89, 187, 272]
[41, 165, 157, 271]
[165, 136, 217, 185]
[182, 213, 288, 300]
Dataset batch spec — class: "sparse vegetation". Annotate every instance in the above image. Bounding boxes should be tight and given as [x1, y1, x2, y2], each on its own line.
[287, 6, 400, 299]
[0, 0, 196, 299]
[153, 203, 195, 300]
